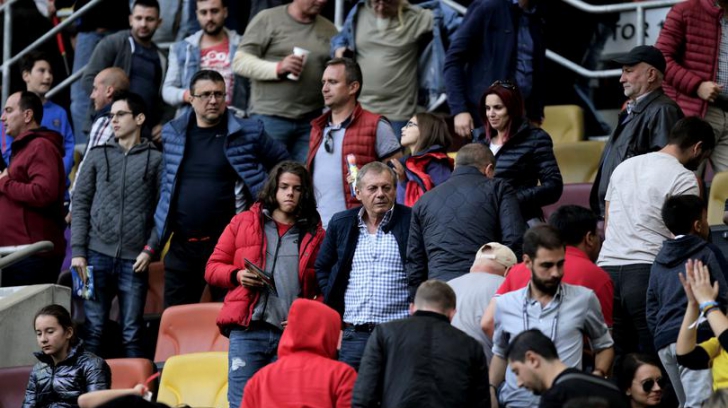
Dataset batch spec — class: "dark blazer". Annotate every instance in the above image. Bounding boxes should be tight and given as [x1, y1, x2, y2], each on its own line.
[316, 204, 412, 316]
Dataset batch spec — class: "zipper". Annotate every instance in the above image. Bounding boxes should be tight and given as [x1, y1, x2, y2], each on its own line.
[114, 150, 129, 258]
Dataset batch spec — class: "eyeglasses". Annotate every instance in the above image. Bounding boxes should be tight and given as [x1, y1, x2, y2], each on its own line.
[108, 111, 133, 120]
[404, 121, 418, 129]
[191, 91, 226, 101]
[324, 129, 334, 153]
[640, 377, 665, 393]
[491, 80, 517, 90]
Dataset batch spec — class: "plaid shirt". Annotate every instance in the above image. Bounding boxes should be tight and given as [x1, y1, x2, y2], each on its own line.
[718, 17, 728, 100]
[343, 207, 410, 324]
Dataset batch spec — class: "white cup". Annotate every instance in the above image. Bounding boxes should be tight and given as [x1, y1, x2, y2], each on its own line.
[287, 46, 310, 81]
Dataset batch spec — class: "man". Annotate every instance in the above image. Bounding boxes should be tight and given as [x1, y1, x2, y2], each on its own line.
[352, 280, 490, 408]
[81, 0, 166, 141]
[407, 143, 524, 290]
[491, 225, 614, 408]
[449, 242, 516, 363]
[163, 0, 246, 116]
[1, 52, 74, 181]
[506, 330, 628, 408]
[153, 70, 289, 307]
[233, 0, 337, 162]
[241, 299, 357, 408]
[482, 205, 614, 337]
[444, 0, 545, 138]
[590, 45, 684, 216]
[0, 92, 65, 286]
[646, 195, 728, 407]
[71, 91, 162, 358]
[316, 162, 411, 370]
[307, 58, 400, 228]
[598, 116, 714, 363]
[656, 0, 728, 171]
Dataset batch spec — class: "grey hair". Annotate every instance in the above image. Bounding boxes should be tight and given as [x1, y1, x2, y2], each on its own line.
[355, 161, 397, 189]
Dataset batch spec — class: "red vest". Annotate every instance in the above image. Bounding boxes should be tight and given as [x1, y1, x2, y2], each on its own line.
[307, 104, 381, 209]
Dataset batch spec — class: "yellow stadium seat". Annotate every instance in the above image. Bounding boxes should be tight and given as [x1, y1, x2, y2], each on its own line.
[156, 352, 228, 408]
[543, 105, 585, 144]
[552, 141, 605, 184]
[708, 171, 728, 225]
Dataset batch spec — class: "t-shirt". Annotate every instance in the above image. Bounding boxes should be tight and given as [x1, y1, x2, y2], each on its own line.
[496, 246, 614, 327]
[598, 152, 700, 266]
[355, 4, 433, 121]
[699, 337, 728, 390]
[539, 368, 629, 408]
[312, 118, 400, 228]
[240, 5, 337, 118]
[130, 39, 162, 122]
[172, 119, 237, 238]
[200, 40, 234, 105]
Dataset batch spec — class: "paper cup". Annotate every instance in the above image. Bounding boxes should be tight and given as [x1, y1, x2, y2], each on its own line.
[287, 46, 310, 81]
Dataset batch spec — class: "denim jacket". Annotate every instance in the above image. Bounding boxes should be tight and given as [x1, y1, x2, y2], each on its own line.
[331, 0, 461, 111]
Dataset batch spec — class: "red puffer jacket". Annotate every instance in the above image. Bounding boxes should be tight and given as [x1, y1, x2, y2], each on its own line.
[205, 202, 325, 332]
[656, 0, 723, 117]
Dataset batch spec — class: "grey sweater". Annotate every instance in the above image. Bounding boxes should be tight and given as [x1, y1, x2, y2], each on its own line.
[71, 139, 162, 260]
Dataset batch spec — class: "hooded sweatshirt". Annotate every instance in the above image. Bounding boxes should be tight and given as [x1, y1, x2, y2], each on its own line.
[0, 127, 65, 256]
[241, 299, 357, 408]
[646, 234, 728, 351]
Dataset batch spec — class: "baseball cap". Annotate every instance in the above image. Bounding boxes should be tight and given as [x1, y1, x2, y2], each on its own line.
[612, 45, 666, 74]
[474, 242, 517, 269]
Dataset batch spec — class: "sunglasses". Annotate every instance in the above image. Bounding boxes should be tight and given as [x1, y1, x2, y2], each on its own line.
[491, 80, 517, 90]
[324, 129, 334, 153]
[640, 377, 665, 393]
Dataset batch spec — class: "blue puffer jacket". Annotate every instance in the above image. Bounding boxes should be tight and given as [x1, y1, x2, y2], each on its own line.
[331, 0, 461, 111]
[152, 109, 290, 251]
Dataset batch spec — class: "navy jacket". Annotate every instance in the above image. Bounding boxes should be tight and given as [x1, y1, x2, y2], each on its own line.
[646, 234, 728, 351]
[316, 204, 412, 317]
[152, 109, 289, 251]
[443, 0, 545, 126]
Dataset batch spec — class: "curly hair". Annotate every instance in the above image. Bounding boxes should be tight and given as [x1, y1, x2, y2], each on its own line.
[258, 161, 320, 231]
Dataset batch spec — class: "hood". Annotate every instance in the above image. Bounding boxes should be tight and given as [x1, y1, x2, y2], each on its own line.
[655, 235, 707, 268]
[11, 127, 63, 154]
[277, 299, 341, 359]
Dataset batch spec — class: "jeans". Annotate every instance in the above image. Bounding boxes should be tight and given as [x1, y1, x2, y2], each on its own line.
[0, 255, 63, 287]
[70, 31, 107, 147]
[252, 113, 318, 163]
[84, 250, 148, 358]
[228, 325, 281, 408]
[338, 327, 372, 371]
[658, 343, 712, 408]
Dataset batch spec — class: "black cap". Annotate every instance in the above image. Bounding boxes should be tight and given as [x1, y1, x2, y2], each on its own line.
[612, 45, 666, 74]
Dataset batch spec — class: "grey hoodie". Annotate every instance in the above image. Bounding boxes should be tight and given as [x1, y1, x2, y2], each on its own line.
[71, 138, 163, 260]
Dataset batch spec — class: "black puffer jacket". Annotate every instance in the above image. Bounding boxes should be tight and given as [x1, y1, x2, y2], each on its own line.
[406, 166, 524, 295]
[489, 120, 563, 222]
[23, 343, 110, 408]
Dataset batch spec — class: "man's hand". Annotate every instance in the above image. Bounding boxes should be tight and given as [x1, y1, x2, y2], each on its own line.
[151, 124, 162, 143]
[0, 169, 8, 180]
[238, 269, 264, 288]
[133, 252, 151, 273]
[697, 81, 723, 103]
[454, 112, 474, 138]
[71, 257, 88, 282]
[334, 47, 349, 58]
[389, 159, 406, 182]
[687, 259, 719, 304]
[277, 54, 304, 78]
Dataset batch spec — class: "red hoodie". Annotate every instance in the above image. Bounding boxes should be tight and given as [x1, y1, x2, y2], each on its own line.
[241, 299, 357, 408]
[0, 128, 65, 256]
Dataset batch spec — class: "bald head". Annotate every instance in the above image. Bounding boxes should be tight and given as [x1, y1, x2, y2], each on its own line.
[455, 143, 496, 177]
[91, 68, 129, 111]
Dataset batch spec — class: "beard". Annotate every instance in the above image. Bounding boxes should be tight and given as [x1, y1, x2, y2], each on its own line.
[204, 23, 224, 36]
[531, 272, 560, 296]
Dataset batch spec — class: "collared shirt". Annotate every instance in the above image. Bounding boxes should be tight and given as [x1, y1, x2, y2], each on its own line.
[717, 17, 728, 100]
[493, 283, 613, 408]
[343, 207, 409, 324]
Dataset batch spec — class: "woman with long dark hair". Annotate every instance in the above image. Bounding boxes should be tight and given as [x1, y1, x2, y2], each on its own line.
[480, 81, 563, 225]
[391, 112, 454, 206]
[618, 353, 664, 408]
[205, 161, 325, 408]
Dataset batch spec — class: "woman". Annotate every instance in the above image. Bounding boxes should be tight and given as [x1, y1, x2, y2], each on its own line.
[205, 161, 326, 408]
[24, 305, 110, 408]
[618, 353, 664, 408]
[480, 80, 563, 225]
[391, 112, 454, 206]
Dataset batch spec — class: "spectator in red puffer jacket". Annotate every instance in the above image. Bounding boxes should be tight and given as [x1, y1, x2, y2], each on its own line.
[241, 299, 357, 408]
[205, 161, 325, 408]
[656, 0, 728, 171]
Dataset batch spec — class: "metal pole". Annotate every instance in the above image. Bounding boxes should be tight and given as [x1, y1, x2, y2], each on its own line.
[636, 4, 646, 46]
[335, 0, 345, 30]
[545, 50, 622, 78]
[0, 0, 19, 15]
[560, 0, 681, 13]
[2, 1, 12, 108]
[46, 65, 85, 99]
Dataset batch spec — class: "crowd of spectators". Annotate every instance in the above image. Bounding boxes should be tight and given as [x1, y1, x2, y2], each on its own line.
[4, 0, 728, 407]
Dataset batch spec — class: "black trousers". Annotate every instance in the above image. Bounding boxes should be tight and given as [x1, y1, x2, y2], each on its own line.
[163, 235, 226, 308]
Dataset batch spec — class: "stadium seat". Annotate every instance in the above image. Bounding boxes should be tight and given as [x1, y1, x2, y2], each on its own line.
[542, 183, 593, 221]
[156, 352, 228, 408]
[0, 365, 32, 408]
[708, 171, 728, 226]
[153, 303, 228, 363]
[107, 358, 155, 390]
[543, 105, 585, 144]
[552, 141, 605, 184]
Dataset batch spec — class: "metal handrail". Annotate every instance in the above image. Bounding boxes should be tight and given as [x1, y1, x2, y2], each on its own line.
[0, 241, 54, 270]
